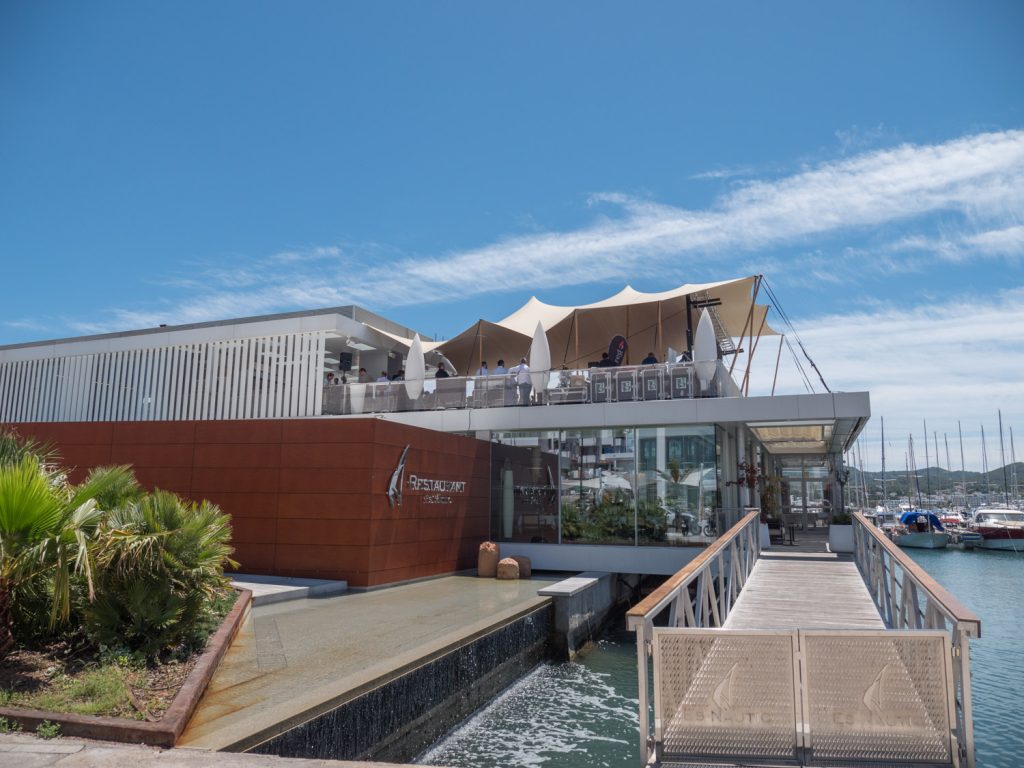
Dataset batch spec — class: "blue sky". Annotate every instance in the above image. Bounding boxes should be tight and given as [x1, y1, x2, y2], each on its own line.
[1, 2, 1022, 471]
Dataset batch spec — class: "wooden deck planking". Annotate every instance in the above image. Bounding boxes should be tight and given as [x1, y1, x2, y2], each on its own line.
[724, 557, 885, 630]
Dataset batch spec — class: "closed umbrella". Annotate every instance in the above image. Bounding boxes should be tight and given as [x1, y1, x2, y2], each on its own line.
[693, 309, 717, 392]
[405, 334, 425, 399]
[529, 321, 551, 393]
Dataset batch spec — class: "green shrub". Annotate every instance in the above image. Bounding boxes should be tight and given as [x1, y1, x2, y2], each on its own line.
[83, 491, 236, 659]
[35, 720, 60, 739]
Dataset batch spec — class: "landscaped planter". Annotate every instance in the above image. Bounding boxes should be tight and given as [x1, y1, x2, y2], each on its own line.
[0, 588, 251, 747]
[829, 524, 854, 553]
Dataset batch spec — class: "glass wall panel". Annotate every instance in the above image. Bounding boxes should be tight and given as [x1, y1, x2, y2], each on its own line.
[636, 425, 718, 545]
[488, 425, 722, 547]
[559, 428, 637, 545]
[490, 431, 560, 543]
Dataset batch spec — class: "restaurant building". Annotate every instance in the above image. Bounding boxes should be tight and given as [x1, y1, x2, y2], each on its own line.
[0, 275, 869, 585]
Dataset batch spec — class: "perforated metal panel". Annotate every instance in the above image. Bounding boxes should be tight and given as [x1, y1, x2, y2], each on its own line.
[802, 630, 954, 765]
[654, 629, 799, 761]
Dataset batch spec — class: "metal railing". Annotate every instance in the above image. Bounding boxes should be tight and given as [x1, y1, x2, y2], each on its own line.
[853, 511, 980, 768]
[624, 510, 979, 766]
[321, 360, 743, 415]
[625, 510, 762, 765]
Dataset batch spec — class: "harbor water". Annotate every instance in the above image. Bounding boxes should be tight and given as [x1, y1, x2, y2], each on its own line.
[907, 547, 1024, 768]
[423, 549, 1022, 768]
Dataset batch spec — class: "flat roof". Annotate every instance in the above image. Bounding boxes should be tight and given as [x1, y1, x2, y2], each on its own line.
[0, 304, 431, 352]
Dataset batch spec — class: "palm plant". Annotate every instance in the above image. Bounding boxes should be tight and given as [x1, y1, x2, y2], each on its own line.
[0, 456, 103, 657]
[0, 427, 59, 471]
[85, 491, 237, 658]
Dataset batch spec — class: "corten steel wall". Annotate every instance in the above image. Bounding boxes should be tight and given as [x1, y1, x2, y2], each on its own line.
[6, 419, 491, 587]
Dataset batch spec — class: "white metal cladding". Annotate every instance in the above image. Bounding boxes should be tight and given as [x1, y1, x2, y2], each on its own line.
[0, 331, 327, 422]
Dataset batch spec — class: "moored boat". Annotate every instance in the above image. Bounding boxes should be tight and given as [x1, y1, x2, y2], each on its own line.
[893, 510, 949, 549]
[968, 507, 1024, 551]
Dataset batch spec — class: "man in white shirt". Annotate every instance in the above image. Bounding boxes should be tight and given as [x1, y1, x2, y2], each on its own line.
[510, 357, 532, 406]
[476, 361, 489, 376]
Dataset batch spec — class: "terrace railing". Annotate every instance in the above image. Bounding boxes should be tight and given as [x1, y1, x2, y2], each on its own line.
[321, 360, 742, 415]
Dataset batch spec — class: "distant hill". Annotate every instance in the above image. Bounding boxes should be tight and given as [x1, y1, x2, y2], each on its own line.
[846, 462, 1023, 503]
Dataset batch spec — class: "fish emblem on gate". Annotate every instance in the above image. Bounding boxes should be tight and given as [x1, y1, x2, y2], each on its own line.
[863, 663, 891, 716]
[712, 662, 740, 710]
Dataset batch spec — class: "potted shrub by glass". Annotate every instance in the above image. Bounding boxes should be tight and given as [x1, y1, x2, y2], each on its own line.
[829, 508, 854, 553]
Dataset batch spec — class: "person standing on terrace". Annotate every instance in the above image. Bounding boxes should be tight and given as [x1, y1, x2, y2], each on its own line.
[510, 357, 531, 406]
[435, 363, 450, 378]
[642, 352, 658, 365]
[477, 361, 489, 376]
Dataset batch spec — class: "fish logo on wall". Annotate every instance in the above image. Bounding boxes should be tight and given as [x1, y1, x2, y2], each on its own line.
[388, 444, 410, 508]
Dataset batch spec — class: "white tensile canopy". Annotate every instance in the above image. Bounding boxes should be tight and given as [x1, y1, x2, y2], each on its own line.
[437, 275, 776, 373]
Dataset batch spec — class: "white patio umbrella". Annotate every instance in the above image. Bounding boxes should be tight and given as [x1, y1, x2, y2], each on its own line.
[693, 309, 718, 391]
[528, 321, 551, 393]
[405, 334, 425, 399]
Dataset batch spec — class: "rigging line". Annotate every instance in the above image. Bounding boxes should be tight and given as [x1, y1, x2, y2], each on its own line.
[760, 277, 831, 393]
[784, 337, 814, 393]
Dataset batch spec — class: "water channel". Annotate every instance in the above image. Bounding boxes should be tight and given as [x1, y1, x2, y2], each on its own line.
[422, 549, 1023, 768]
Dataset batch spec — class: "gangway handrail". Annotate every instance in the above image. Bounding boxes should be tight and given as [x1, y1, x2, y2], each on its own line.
[626, 509, 761, 765]
[852, 510, 979, 768]
[852, 511, 980, 635]
[626, 510, 760, 625]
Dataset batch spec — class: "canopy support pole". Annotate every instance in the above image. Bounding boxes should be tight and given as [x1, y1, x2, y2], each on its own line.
[771, 334, 785, 396]
[685, 296, 694, 356]
[657, 303, 663, 359]
[574, 310, 579, 368]
[742, 309, 769, 396]
[730, 276, 760, 376]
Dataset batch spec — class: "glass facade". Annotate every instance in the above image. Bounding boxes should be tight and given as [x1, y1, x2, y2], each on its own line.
[490, 426, 721, 546]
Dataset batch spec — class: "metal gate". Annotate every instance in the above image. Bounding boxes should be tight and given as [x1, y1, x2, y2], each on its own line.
[652, 628, 958, 766]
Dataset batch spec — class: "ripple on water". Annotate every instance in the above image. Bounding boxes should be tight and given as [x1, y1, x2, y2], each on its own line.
[420, 635, 640, 768]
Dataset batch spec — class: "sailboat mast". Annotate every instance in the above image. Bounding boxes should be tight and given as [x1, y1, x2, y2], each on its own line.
[881, 417, 887, 510]
[999, 410, 1010, 507]
[1012, 427, 1018, 503]
[859, 441, 869, 508]
[909, 435, 924, 510]
[958, 421, 967, 507]
[923, 419, 931, 500]
[981, 424, 991, 498]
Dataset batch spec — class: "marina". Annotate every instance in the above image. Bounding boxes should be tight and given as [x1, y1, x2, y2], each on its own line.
[421, 541, 1022, 768]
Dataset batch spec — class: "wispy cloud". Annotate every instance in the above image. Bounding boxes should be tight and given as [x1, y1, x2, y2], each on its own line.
[690, 166, 755, 181]
[64, 129, 1024, 334]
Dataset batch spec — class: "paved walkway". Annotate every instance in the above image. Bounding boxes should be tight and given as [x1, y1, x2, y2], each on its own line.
[179, 574, 556, 752]
[0, 734, 428, 768]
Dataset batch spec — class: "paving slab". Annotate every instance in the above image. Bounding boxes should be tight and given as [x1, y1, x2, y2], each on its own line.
[180, 574, 556, 752]
[0, 734, 435, 767]
[230, 575, 349, 606]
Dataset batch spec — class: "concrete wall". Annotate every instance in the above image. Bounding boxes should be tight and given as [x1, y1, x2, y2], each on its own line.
[500, 541, 702, 576]
[7, 419, 490, 588]
[543, 572, 623, 659]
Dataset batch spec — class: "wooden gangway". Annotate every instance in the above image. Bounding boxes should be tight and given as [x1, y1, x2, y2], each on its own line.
[723, 551, 884, 631]
[627, 512, 980, 768]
